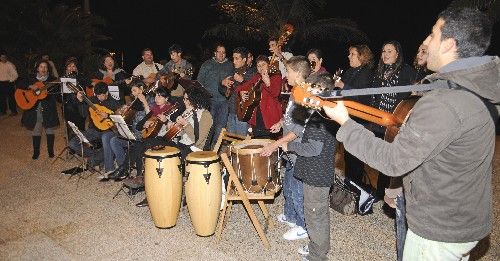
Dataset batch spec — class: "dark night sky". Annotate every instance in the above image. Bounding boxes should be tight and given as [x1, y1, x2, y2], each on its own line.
[87, 0, 499, 73]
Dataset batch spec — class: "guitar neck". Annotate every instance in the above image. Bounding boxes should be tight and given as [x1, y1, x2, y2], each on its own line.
[319, 99, 401, 127]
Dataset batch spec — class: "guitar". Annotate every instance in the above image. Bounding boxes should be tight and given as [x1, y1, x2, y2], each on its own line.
[163, 109, 194, 141]
[291, 82, 401, 127]
[15, 81, 61, 110]
[236, 77, 263, 122]
[269, 23, 294, 75]
[66, 82, 115, 131]
[87, 75, 142, 96]
[141, 103, 179, 139]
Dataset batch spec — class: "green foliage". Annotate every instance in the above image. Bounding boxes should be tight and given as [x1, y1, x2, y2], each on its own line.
[0, 0, 110, 77]
[204, 0, 369, 51]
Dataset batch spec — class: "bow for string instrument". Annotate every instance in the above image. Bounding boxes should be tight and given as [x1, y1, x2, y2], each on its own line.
[66, 82, 115, 131]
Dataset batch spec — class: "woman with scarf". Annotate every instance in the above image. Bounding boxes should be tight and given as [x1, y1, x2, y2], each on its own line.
[20, 60, 60, 159]
[370, 40, 416, 203]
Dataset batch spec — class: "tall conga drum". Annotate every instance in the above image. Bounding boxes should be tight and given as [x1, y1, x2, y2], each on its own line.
[185, 151, 222, 236]
[229, 139, 281, 193]
[144, 146, 182, 228]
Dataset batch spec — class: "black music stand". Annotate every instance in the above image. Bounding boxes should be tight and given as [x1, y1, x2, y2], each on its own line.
[62, 121, 103, 182]
[109, 114, 139, 200]
[51, 77, 77, 165]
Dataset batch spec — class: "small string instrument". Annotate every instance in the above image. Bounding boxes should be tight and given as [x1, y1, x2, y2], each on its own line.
[15, 80, 61, 110]
[141, 103, 179, 139]
[268, 23, 294, 75]
[224, 66, 247, 98]
[66, 82, 115, 131]
[88, 75, 142, 96]
[236, 77, 263, 122]
[163, 109, 194, 141]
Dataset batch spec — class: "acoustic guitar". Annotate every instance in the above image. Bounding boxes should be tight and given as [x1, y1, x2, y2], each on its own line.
[164, 109, 194, 141]
[87, 75, 142, 96]
[141, 103, 179, 139]
[66, 82, 115, 131]
[291, 83, 401, 127]
[292, 83, 422, 141]
[15, 81, 61, 110]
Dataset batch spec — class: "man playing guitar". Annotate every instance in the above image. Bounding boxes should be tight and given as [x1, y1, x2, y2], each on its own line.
[132, 48, 163, 87]
[68, 82, 120, 177]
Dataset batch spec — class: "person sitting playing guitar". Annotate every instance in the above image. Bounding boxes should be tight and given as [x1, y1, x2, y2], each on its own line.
[134, 84, 213, 208]
[68, 82, 121, 175]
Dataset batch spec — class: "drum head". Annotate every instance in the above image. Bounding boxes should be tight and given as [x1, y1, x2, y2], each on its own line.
[186, 151, 219, 162]
[230, 139, 272, 155]
[145, 146, 180, 157]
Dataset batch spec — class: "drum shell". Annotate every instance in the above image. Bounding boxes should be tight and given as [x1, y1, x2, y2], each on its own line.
[185, 151, 222, 236]
[144, 146, 182, 228]
[230, 139, 280, 193]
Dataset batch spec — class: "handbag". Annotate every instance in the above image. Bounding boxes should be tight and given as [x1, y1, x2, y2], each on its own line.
[329, 175, 358, 215]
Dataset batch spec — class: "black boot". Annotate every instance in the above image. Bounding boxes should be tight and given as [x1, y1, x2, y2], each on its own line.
[32, 136, 41, 159]
[46, 134, 55, 158]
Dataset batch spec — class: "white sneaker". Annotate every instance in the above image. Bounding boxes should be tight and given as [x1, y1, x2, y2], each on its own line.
[298, 245, 309, 255]
[277, 213, 296, 228]
[283, 226, 308, 240]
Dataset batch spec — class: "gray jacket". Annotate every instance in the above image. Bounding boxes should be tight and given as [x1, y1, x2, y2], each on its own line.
[337, 56, 500, 242]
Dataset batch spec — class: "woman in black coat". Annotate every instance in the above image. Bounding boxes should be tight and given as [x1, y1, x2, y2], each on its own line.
[20, 60, 60, 159]
[334, 44, 375, 186]
[61, 57, 91, 135]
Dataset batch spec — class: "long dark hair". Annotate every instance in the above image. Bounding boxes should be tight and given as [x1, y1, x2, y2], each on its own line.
[185, 86, 211, 110]
[376, 40, 404, 79]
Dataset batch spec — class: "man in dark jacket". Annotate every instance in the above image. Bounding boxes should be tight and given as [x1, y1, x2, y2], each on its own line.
[323, 7, 498, 260]
[197, 43, 233, 149]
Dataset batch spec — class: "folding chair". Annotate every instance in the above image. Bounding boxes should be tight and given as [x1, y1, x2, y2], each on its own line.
[216, 153, 276, 249]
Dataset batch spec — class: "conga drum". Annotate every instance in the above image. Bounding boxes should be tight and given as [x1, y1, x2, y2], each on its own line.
[229, 139, 280, 193]
[185, 151, 222, 236]
[144, 146, 182, 228]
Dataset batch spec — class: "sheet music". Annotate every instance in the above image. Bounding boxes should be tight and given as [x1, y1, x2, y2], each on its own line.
[109, 114, 136, 140]
[60, 78, 77, 94]
[108, 85, 120, 100]
[67, 121, 90, 144]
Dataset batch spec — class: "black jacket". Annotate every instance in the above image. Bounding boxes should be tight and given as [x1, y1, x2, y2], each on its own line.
[20, 75, 60, 130]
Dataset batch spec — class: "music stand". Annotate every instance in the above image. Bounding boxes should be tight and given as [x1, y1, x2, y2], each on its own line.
[51, 77, 77, 165]
[109, 114, 138, 199]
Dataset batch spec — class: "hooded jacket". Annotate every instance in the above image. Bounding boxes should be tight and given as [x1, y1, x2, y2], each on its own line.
[337, 56, 500, 242]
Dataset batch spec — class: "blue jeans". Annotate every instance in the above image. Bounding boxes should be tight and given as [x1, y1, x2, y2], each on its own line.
[208, 100, 228, 149]
[110, 136, 129, 167]
[283, 163, 305, 228]
[101, 131, 118, 172]
[69, 128, 105, 167]
[226, 113, 248, 136]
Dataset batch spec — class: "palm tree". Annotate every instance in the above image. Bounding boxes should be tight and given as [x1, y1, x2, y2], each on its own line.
[0, 0, 109, 77]
[203, 0, 369, 53]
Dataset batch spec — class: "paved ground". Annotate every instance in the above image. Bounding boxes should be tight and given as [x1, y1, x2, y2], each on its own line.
[0, 111, 498, 260]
